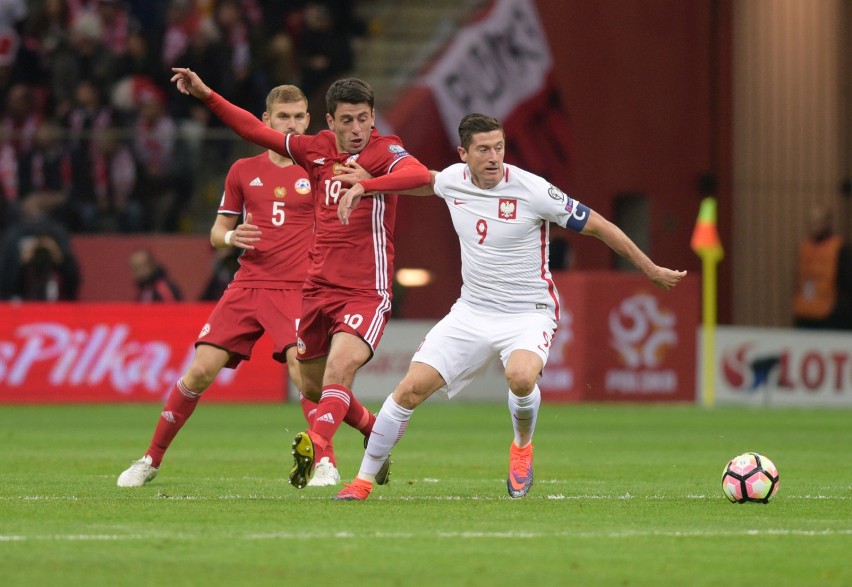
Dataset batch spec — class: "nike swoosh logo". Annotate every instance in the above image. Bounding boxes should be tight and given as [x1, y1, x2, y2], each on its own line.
[509, 472, 529, 490]
[453, 199, 464, 205]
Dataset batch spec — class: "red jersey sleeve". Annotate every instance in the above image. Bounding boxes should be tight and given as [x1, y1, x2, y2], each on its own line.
[218, 161, 245, 215]
[205, 91, 288, 156]
[359, 157, 431, 193]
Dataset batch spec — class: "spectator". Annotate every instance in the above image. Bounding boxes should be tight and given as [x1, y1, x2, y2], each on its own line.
[160, 0, 201, 69]
[132, 82, 186, 231]
[128, 248, 183, 301]
[214, 0, 263, 110]
[263, 28, 297, 88]
[0, 84, 43, 218]
[0, 197, 80, 301]
[18, 120, 70, 199]
[16, 120, 72, 224]
[114, 24, 163, 86]
[64, 79, 113, 230]
[48, 10, 117, 118]
[90, 124, 144, 232]
[23, 0, 69, 65]
[94, 0, 131, 56]
[13, 231, 79, 301]
[172, 15, 232, 106]
[126, 0, 169, 36]
[1, 83, 42, 156]
[199, 246, 240, 301]
[66, 0, 100, 23]
[3, 22, 43, 91]
[793, 203, 852, 330]
[296, 2, 354, 127]
[0, 121, 18, 217]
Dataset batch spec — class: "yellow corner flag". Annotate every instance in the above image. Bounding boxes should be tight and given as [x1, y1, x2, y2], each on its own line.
[692, 197, 723, 408]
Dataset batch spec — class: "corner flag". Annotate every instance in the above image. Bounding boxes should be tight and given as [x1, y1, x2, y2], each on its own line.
[692, 196, 723, 408]
[691, 197, 724, 261]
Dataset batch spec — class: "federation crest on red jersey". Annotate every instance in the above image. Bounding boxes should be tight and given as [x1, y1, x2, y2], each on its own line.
[295, 178, 311, 194]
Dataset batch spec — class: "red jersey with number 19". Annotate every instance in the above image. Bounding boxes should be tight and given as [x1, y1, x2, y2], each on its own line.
[284, 128, 409, 292]
[218, 153, 314, 288]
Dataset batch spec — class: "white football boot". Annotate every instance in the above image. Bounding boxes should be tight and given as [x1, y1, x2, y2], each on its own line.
[117, 455, 159, 487]
[306, 457, 340, 487]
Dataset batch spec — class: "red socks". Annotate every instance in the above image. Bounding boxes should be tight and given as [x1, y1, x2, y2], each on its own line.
[299, 392, 318, 426]
[311, 385, 374, 453]
[344, 398, 375, 438]
[145, 379, 200, 468]
[311, 385, 350, 448]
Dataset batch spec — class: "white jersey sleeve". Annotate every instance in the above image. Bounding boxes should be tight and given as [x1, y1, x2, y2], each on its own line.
[522, 173, 591, 233]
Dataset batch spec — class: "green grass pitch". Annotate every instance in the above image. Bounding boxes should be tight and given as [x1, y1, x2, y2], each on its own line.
[1, 402, 850, 586]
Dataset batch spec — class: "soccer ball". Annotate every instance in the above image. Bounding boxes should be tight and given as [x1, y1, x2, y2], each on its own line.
[721, 452, 779, 503]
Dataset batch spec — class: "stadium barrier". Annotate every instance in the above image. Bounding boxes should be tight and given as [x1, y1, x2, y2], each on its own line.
[701, 325, 852, 407]
[71, 234, 216, 302]
[0, 272, 699, 404]
[337, 272, 700, 403]
[0, 303, 286, 403]
[541, 272, 699, 402]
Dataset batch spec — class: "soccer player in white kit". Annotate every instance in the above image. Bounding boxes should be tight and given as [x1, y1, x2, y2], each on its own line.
[334, 113, 687, 500]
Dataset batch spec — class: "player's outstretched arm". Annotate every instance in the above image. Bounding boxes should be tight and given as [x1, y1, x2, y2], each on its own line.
[581, 210, 687, 290]
[397, 170, 438, 196]
[171, 67, 212, 100]
[171, 67, 288, 156]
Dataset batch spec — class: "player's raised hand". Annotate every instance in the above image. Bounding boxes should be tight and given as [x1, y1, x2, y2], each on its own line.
[231, 212, 262, 250]
[648, 267, 687, 291]
[335, 161, 372, 186]
[170, 67, 212, 100]
[338, 184, 365, 225]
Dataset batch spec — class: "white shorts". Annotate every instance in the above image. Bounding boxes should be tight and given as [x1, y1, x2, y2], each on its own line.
[412, 300, 558, 399]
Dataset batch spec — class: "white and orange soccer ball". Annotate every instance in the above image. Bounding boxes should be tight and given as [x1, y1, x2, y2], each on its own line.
[721, 452, 779, 504]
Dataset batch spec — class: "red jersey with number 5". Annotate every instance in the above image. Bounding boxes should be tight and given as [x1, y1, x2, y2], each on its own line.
[218, 153, 314, 288]
[285, 128, 411, 292]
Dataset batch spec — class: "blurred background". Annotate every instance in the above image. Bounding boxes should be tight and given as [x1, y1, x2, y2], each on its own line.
[3, 0, 852, 408]
[0, 0, 848, 326]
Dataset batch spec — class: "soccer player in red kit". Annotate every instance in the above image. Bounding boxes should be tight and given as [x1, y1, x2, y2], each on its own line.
[171, 67, 431, 488]
[118, 85, 325, 487]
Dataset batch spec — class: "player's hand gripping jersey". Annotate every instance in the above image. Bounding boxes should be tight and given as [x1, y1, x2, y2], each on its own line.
[433, 162, 591, 317]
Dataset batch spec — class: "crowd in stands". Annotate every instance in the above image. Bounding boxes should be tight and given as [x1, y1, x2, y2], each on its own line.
[0, 0, 364, 237]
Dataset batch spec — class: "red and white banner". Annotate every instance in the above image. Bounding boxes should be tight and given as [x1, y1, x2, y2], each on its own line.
[387, 0, 573, 186]
[423, 0, 552, 144]
[541, 272, 700, 402]
[0, 303, 287, 403]
[706, 326, 852, 407]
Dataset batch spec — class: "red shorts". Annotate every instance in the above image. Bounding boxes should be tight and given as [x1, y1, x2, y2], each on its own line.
[296, 287, 392, 361]
[195, 286, 302, 368]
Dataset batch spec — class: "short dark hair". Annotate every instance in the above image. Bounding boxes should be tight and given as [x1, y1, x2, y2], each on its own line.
[325, 78, 374, 116]
[458, 113, 503, 149]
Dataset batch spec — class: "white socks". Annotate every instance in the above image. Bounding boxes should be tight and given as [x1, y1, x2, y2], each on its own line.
[508, 385, 541, 448]
[358, 395, 412, 481]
